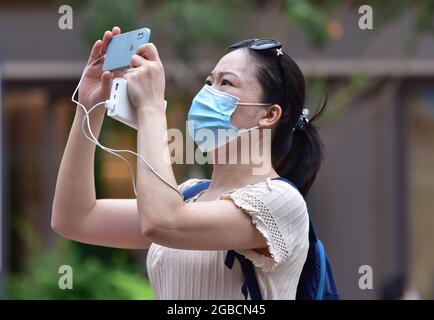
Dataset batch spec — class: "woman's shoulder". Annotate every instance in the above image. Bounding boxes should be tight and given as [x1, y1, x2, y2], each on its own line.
[178, 176, 306, 211]
[223, 177, 306, 208]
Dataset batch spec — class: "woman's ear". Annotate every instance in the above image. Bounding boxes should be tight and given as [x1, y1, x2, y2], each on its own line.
[258, 104, 282, 129]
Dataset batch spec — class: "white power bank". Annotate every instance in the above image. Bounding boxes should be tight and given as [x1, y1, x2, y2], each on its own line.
[106, 78, 167, 129]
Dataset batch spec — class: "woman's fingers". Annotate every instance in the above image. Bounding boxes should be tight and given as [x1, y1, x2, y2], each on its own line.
[100, 71, 113, 99]
[131, 43, 164, 69]
[135, 43, 161, 62]
[87, 40, 102, 64]
[130, 54, 147, 68]
[100, 27, 120, 56]
[113, 68, 127, 78]
[100, 30, 113, 56]
[112, 26, 121, 36]
[87, 27, 119, 65]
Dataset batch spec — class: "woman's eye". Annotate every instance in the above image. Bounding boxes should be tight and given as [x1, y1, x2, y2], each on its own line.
[221, 79, 233, 86]
[205, 79, 212, 85]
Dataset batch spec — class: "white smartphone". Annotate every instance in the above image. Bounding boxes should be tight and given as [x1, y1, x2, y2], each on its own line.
[102, 27, 151, 71]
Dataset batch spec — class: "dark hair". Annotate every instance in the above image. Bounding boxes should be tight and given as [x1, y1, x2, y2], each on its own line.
[228, 45, 326, 196]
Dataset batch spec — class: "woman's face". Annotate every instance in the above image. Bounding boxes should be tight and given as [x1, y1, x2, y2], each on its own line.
[205, 48, 267, 130]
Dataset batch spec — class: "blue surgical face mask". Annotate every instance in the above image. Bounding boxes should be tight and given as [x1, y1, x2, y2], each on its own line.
[187, 84, 271, 152]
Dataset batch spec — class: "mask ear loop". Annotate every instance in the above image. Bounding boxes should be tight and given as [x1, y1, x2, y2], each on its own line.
[235, 102, 274, 134]
[237, 125, 260, 135]
[72, 57, 184, 199]
[237, 102, 272, 106]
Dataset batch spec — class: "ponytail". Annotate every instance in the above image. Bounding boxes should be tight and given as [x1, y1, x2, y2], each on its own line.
[272, 100, 326, 196]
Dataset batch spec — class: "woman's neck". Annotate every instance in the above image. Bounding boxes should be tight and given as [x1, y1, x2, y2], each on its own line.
[209, 164, 277, 191]
[205, 131, 278, 192]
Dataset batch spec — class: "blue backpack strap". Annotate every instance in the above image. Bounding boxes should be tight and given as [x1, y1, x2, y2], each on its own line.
[181, 180, 210, 201]
[225, 250, 263, 300]
[315, 240, 327, 299]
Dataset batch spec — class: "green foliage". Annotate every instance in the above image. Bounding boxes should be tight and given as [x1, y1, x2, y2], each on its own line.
[284, 0, 333, 48]
[148, 0, 251, 61]
[71, 0, 434, 55]
[414, 0, 434, 33]
[6, 221, 153, 300]
[67, 0, 142, 48]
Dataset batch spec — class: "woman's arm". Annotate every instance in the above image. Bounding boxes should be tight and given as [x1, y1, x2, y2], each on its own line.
[127, 44, 268, 251]
[51, 27, 151, 249]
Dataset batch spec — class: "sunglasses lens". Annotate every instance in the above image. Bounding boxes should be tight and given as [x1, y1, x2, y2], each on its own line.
[228, 38, 257, 50]
[250, 39, 282, 50]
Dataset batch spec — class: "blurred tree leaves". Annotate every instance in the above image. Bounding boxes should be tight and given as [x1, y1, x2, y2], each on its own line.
[414, 0, 434, 33]
[7, 244, 153, 299]
[65, 0, 142, 46]
[6, 220, 152, 300]
[284, 0, 335, 48]
[148, 0, 251, 61]
[67, 0, 434, 54]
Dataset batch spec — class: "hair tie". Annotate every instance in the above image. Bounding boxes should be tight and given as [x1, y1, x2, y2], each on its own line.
[293, 108, 310, 131]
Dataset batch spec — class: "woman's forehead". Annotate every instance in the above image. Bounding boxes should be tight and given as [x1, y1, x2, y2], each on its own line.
[212, 49, 255, 78]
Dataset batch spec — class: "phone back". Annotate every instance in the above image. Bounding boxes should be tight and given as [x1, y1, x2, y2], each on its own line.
[103, 27, 151, 71]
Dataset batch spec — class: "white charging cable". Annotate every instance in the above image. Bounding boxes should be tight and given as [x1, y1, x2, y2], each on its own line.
[72, 56, 183, 198]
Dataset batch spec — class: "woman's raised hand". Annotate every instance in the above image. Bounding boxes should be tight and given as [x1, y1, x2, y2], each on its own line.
[124, 43, 166, 113]
[78, 26, 122, 110]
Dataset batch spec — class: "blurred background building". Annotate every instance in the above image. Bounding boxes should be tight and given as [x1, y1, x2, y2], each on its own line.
[0, 0, 433, 299]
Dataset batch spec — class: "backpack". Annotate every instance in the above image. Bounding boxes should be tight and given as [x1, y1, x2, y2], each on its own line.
[181, 177, 339, 300]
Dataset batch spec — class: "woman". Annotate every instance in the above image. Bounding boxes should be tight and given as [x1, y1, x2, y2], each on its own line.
[52, 26, 325, 299]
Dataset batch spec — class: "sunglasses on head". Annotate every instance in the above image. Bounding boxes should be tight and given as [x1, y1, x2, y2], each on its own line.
[228, 38, 283, 51]
[228, 38, 288, 118]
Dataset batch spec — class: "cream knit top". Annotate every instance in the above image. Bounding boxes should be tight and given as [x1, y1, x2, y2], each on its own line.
[146, 177, 309, 300]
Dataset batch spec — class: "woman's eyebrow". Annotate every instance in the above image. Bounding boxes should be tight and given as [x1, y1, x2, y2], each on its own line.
[208, 71, 240, 78]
